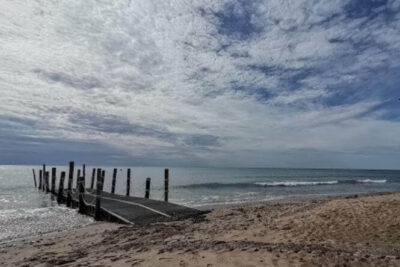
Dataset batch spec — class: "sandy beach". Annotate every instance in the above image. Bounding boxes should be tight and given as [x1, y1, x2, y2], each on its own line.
[1, 191, 400, 266]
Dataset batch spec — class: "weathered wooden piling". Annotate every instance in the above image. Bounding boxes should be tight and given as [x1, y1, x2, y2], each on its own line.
[45, 171, 50, 193]
[90, 169, 96, 190]
[42, 164, 46, 191]
[83, 164, 86, 178]
[77, 169, 81, 186]
[57, 171, 66, 203]
[164, 168, 169, 202]
[42, 172, 45, 191]
[51, 168, 56, 194]
[78, 176, 85, 214]
[39, 170, 42, 190]
[81, 171, 85, 189]
[145, 177, 151, 199]
[126, 168, 131, 196]
[111, 168, 117, 194]
[32, 169, 37, 188]
[67, 161, 75, 207]
[95, 169, 104, 220]
[42, 164, 46, 181]
[95, 169, 101, 190]
[96, 168, 101, 187]
[42, 171, 46, 192]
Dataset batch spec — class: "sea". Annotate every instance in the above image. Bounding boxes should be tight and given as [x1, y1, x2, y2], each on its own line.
[1, 165, 400, 243]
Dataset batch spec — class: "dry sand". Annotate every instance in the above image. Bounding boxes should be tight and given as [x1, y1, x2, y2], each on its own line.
[1, 191, 400, 266]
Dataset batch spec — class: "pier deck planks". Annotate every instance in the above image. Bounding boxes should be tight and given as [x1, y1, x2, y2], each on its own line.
[66, 189, 205, 224]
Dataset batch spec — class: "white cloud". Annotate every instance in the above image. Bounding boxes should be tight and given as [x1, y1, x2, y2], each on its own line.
[0, 0, 399, 167]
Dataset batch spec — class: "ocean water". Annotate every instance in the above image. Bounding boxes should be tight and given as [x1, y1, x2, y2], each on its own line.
[1, 165, 400, 243]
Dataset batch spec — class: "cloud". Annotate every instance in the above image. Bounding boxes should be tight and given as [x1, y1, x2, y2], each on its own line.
[34, 69, 104, 90]
[0, 0, 399, 168]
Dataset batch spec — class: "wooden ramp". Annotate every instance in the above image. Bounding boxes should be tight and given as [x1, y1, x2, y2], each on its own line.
[63, 189, 206, 225]
[34, 163, 207, 225]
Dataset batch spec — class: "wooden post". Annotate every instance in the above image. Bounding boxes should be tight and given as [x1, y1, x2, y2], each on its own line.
[51, 168, 56, 194]
[39, 170, 42, 190]
[95, 170, 103, 220]
[42, 171, 46, 192]
[46, 171, 51, 193]
[82, 171, 85, 190]
[42, 175, 45, 191]
[126, 168, 131, 196]
[90, 169, 95, 190]
[164, 168, 169, 202]
[67, 161, 74, 207]
[145, 177, 151, 199]
[111, 168, 117, 194]
[78, 176, 85, 214]
[57, 171, 66, 203]
[42, 164, 46, 191]
[83, 164, 86, 178]
[77, 169, 81, 185]
[95, 168, 101, 192]
[45, 171, 50, 193]
[32, 169, 37, 188]
[96, 168, 101, 186]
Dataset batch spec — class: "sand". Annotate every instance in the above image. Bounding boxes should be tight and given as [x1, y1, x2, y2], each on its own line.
[1, 191, 400, 266]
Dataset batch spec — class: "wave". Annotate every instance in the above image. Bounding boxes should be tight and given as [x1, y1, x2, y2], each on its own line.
[357, 179, 387, 184]
[177, 179, 388, 189]
[255, 181, 338, 187]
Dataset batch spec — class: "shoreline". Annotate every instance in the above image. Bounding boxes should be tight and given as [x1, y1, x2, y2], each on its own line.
[3, 190, 397, 245]
[2, 190, 399, 242]
[197, 189, 400, 210]
[2, 190, 400, 266]
[0, 221, 100, 247]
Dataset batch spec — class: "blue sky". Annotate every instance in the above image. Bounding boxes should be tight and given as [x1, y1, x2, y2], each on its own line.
[0, 0, 399, 168]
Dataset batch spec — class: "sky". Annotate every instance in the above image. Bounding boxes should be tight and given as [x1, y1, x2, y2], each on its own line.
[0, 0, 400, 169]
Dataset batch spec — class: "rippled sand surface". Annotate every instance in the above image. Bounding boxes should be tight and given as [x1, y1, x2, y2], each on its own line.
[2, 191, 400, 266]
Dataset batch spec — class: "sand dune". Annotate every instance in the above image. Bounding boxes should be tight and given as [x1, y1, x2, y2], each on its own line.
[1, 192, 400, 266]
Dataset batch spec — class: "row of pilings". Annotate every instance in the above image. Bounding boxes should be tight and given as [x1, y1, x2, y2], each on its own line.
[32, 162, 170, 223]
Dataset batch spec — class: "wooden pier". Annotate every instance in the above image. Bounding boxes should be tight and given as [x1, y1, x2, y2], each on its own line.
[33, 162, 206, 225]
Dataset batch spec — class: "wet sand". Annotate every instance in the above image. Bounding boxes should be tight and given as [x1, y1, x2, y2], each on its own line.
[1, 191, 400, 266]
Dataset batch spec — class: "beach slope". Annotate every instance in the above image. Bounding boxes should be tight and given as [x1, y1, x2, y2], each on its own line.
[1, 192, 400, 266]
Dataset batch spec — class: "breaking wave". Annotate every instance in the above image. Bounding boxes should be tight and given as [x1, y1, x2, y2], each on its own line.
[177, 179, 387, 189]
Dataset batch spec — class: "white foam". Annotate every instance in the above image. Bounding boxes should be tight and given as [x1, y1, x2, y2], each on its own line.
[0, 207, 93, 243]
[357, 179, 387, 183]
[0, 198, 10, 203]
[254, 181, 338, 187]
